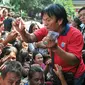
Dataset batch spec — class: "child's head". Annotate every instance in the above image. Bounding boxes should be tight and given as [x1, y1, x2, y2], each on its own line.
[29, 23, 40, 33]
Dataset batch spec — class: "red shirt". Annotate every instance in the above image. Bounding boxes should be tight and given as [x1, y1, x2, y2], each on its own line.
[34, 24, 85, 78]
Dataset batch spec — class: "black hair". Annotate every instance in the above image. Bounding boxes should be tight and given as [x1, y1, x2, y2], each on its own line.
[0, 31, 9, 40]
[32, 50, 42, 60]
[1, 61, 22, 79]
[41, 4, 68, 26]
[0, 46, 17, 59]
[29, 23, 40, 33]
[73, 17, 82, 30]
[13, 40, 22, 51]
[78, 7, 85, 13]
[17, 48, 29, 64]
[28, 65, 43, 80]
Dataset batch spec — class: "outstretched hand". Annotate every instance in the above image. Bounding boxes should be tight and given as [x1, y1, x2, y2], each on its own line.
[53, 64, 63, 79]
[12, 17, 25, 33]
[5, 30, 18, 43]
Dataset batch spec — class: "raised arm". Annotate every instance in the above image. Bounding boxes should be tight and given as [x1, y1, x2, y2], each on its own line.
[12, 18, 37, 43]
[0, 30, 18, 49]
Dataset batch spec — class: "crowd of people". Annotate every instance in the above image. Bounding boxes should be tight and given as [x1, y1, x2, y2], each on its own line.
[0, 3, 85, 85]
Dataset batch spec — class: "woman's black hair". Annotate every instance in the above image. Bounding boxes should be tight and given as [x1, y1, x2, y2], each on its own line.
[29, 23, 40, 33]
[32, 50, 42, 60]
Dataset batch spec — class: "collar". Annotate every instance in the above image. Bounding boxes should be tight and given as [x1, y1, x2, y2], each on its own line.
[60, 24, 70, 36]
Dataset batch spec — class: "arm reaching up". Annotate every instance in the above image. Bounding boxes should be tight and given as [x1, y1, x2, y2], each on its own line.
[12, 18, 37, 43]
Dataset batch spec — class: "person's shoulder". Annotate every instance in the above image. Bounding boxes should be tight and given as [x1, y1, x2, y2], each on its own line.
[66, 26, 83, 40]
[70, 26, 82, 35]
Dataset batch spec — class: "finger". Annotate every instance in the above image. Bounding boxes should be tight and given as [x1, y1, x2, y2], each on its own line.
[53, 69, 57, 74]
[20, 18, 25, 25]
[59, 66, 62, 70]
[0, 64, 6, 70]
[54, 64, 59, 70]
[1, 65, 6, 70]
[54, 64, 58, 68]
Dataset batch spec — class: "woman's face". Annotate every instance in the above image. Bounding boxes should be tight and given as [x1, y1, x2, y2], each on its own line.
[79, 9, 85, 24]
[34, 53, 43, 65]
[32, 25, 39, 32]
